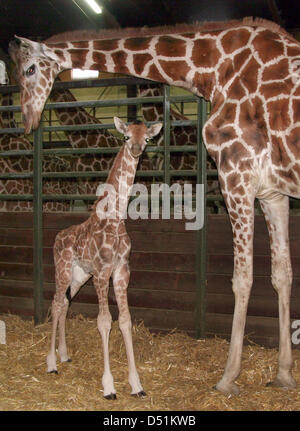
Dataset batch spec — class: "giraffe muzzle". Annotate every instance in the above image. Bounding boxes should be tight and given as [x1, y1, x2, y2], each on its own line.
[131, 143, 142, 157]
[23, 107, 41, 134]
[23, 112, 34, 134]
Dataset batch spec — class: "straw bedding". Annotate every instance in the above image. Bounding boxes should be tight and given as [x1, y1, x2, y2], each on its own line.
[0, 313, 300, 411]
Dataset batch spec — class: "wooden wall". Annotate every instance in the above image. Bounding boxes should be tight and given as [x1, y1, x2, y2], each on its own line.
[0, 212, 300, 347]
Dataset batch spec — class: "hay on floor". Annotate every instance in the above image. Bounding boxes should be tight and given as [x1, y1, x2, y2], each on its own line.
[0, 313, 300, 411]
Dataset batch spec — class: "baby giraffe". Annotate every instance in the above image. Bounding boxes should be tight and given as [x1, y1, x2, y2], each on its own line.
[47, 117, 163, 399]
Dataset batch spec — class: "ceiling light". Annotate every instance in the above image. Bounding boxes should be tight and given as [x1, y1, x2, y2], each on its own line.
[83, 0, 102, 14]
[71, 69, 99, 79]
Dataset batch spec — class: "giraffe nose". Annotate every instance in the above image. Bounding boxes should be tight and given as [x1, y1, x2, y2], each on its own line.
[131, 143, 142, 156]
[22, 106, 33, 134]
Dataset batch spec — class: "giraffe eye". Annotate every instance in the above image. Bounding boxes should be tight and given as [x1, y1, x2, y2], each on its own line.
[145, 138, 151, 143]
[25, 64, 36, 77]
[124, 136, 130, 141]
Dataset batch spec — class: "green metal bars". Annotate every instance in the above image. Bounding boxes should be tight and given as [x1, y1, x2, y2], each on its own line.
[163, 85, 171, 186]
[195, 99, 208, 339]
[0, 77, 213, 335]
[33, 127, 44, 325]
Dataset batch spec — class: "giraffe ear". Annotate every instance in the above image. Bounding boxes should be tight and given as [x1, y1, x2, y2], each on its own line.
[13, 36, 57, 62]
[148, 122, 163, 137]
[14, 36, 42, 54]
[14, 36, 45, 60]
[114, 116, 128, 135]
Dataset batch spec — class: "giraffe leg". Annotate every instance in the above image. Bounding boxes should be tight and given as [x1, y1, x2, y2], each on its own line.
[260, 194, 296, 389]
[47, 262, 90, 372]
[47, 286, 69, 373]
[56, 300, 71, 363]
[57, 264, 91, 364]
[94, 269, 116, 399]
[112, 259, 145, 397]
[215, 195, 255, 396]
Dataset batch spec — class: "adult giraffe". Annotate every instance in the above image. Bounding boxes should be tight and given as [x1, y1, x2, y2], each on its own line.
[9, 17, 300, 396]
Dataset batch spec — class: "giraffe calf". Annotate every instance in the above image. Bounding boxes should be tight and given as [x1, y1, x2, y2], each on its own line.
[46, 117, 162, 399]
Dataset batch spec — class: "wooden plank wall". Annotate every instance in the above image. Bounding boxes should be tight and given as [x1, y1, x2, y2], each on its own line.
[0, 212, 299, 348]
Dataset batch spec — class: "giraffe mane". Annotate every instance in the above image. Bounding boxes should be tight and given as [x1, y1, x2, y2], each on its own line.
[45, 17, 298, 45]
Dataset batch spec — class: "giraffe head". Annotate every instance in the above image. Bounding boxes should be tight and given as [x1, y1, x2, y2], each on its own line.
[114, 117, 162, 158]
[9, 36, 61, 134]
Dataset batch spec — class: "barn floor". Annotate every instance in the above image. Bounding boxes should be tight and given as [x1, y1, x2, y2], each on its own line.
[0, 313, 300, 411]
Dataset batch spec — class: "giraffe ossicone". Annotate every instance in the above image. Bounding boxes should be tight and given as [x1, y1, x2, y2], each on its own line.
[46, 117, 162, 399]
[10, 17, 300, 396]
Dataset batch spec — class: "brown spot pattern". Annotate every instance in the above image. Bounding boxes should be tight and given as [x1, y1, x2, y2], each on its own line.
[194, 71, 215, 99]
[69, 49, 88, 68]
[233, 48, 251, 72]
[92, 51, 106, 67]
[253, 30, 284, 63]
[192, 38, 221, 67]
[111, 51, 129, 74]
[262, 58, 289, 81]
[221, 29, 251, 54]
[286, 127, 300, 158]
[133, 53, 152, 74]
[271, 136, 291, 167]
[268, 99, 290, 130]
[94, 39, 119, 51]
[218, 58, 235, 88]
[156, 36, 186, 57]
[159, 60, 190, 82]
[240, 58, 260, 93]
[124, 37, 152, 51]
[228, 77, 246, 99]
[148, 63, 165, 82]
[261, 80, 293, 99]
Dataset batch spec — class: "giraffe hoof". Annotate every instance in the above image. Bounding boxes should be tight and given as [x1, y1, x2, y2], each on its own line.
[132, 391, 147, 398]
[266, 376, 297, 389]
[104, 393, 117, 400]
[48, 370, 58, 375]
[214, 381, 240, 396]
[60, 357, 72, 363]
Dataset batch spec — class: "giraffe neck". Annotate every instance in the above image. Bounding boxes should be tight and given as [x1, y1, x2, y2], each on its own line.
[50, 86, 96, 126]
[0, 92, 18, 129]
[50, 83, 120, 149]
[45, 20, 299, 107]
[92, 144, 139, 219]
[46, 31, 222, 101]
